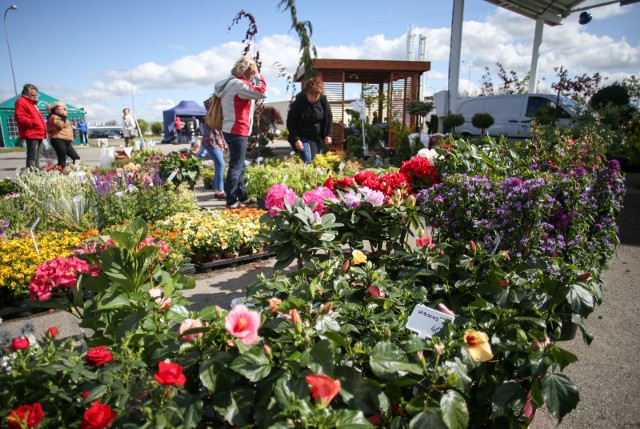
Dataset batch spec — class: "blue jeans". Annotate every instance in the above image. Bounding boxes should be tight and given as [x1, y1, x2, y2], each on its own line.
[301, 138, 322, 164]
[223, 133, 248, 205]
[202, 147, 225, 190]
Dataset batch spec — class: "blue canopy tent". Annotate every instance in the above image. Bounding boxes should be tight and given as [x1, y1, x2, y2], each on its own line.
[161, 100, 207, 143]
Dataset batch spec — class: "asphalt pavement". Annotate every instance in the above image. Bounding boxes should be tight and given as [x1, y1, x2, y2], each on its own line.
[0, 142, 639, 428]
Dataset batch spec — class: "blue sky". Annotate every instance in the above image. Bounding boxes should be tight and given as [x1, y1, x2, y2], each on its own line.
[1, 0, 638, 125]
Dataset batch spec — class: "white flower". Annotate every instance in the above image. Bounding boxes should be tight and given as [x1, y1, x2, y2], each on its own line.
[417, 148, 442, 164]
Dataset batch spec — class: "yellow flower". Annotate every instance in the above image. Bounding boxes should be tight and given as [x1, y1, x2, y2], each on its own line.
[464, 329, 493, 362]
[352, 250, 367, 265]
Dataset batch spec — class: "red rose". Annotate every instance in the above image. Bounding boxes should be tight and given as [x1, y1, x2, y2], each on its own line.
[9, 337, 30, 350]
[7, 403, 45, 428]
[80, 402, 116, 429]
[85, 346, 113, 367]
[154, 361, 186, 386]
[47, 327, 58, 338]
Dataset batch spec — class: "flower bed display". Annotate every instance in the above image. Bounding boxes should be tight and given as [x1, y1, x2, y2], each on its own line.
[156, 207, 266, 262]
[0, 127, 626, 427]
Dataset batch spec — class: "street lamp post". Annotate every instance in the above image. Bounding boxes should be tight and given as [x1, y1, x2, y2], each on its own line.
[462, 60, 471, 95]
[3, 5, 18, 96]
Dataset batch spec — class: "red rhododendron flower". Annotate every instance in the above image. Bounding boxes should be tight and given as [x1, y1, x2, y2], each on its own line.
[306, 373, 341, 407]
[9, 337, 30, 350]
[80, 402, 116, 429]
[225, 304, 261, 345]
[154, 361, 187, 386]
[7, 402, 44, 428]
[302, 186, 336, 214]
[85, 346, 113, 367]
[399, 155, 439, 189]
[265, 184, 297, 216]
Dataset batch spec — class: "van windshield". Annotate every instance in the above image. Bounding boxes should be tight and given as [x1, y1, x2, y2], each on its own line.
[558, 96, 579, 116]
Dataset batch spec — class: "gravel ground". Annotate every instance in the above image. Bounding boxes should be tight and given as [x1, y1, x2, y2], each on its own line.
[531, 171, 640, 429]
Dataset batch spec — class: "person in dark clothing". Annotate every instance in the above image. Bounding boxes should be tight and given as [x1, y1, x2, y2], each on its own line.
[286, 77, 333, 164]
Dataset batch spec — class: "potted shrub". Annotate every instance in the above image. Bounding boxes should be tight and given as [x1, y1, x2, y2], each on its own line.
[471, 112, 495, 136]
[200, 168, 214, 190]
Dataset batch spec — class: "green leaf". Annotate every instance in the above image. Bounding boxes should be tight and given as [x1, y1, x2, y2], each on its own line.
[566, 285, 594, 317]
[444, 358, 472, 392]
[410, 411, 448, 429]
[369, 342, 409, 379]
[550, 347, 578, 371]
[96, 289, 130, 310]
[440, 390, 469, 429]
[229, 348, 272, 382]
[331, 409, 373, 428]
[273, 373, 311, 411]
[491, 380, 526, 418]
[212, 385, 254, 427]
[309, 339, 335, 375]
[540, 373, 579, 423]
[199, 352, 235, 392]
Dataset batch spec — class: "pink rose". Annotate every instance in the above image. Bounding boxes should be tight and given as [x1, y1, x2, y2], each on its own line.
[178, 318, 203, 342]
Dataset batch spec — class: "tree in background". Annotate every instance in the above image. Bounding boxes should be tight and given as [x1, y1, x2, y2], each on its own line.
[472, 112, 495, 136]
[151, 122, 163, 136]
[136, 119, 149, 136]
[407, 100, 434, 132]
[551, 66, 604, 107]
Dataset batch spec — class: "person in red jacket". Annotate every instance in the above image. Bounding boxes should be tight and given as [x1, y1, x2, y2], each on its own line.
[214, 56, 267, 208]
[14, 83, 47, 169]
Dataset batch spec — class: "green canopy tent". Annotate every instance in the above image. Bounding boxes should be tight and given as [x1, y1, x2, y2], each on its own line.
[0, 92, 86, 148]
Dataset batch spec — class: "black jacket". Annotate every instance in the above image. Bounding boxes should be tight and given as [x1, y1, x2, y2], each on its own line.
[286, 92, 333, 147]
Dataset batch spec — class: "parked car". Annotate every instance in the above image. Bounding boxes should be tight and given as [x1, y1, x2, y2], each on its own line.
[434, 91, 579, 139]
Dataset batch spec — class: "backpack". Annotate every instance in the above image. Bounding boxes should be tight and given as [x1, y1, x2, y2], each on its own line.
[204, 94, 223, 131]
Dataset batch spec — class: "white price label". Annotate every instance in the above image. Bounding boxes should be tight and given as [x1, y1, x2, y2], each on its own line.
[406, 304, 454, 338]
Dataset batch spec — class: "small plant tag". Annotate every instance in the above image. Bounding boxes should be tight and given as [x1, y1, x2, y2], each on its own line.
[282, 174, 288, 184]
[338, 162, 345, 172]
[167, 168, 179, 182]
[15, 166, 21, 176]
[30, 217, 41, 256]
[406, 304, 454, 338]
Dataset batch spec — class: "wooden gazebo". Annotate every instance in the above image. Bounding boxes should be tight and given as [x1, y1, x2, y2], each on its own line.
[295, 59, 430, 150]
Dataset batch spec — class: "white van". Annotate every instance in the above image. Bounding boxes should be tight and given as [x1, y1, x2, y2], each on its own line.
[435, 92, 579, 139]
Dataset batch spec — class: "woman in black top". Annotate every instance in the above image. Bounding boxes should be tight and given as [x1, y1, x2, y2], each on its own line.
[286, 77, 333, 164]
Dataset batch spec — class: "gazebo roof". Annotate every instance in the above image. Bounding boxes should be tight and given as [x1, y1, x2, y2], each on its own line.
[296, 59, 431, 84]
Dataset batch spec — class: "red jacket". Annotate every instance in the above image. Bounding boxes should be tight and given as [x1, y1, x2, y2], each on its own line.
[15, 95, 46, 140]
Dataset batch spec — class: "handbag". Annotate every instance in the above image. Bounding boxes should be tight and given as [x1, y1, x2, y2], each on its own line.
[204, 94, 223, 131]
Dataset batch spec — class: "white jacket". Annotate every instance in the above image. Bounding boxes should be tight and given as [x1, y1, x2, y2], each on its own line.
[214, 74, 267, 136]
[122, 114, 137, 138]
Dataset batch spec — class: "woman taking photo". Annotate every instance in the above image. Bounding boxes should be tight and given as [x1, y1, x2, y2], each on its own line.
[214, 56, 267, 209]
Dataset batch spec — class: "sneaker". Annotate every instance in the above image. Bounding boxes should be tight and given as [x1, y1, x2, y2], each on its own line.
[240, 198, 257, 205]
[214, 191, 226, 199]
[226, 201, 246, 209]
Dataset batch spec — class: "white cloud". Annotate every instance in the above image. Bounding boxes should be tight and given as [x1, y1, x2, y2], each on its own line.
[77, 6, 640, 123]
